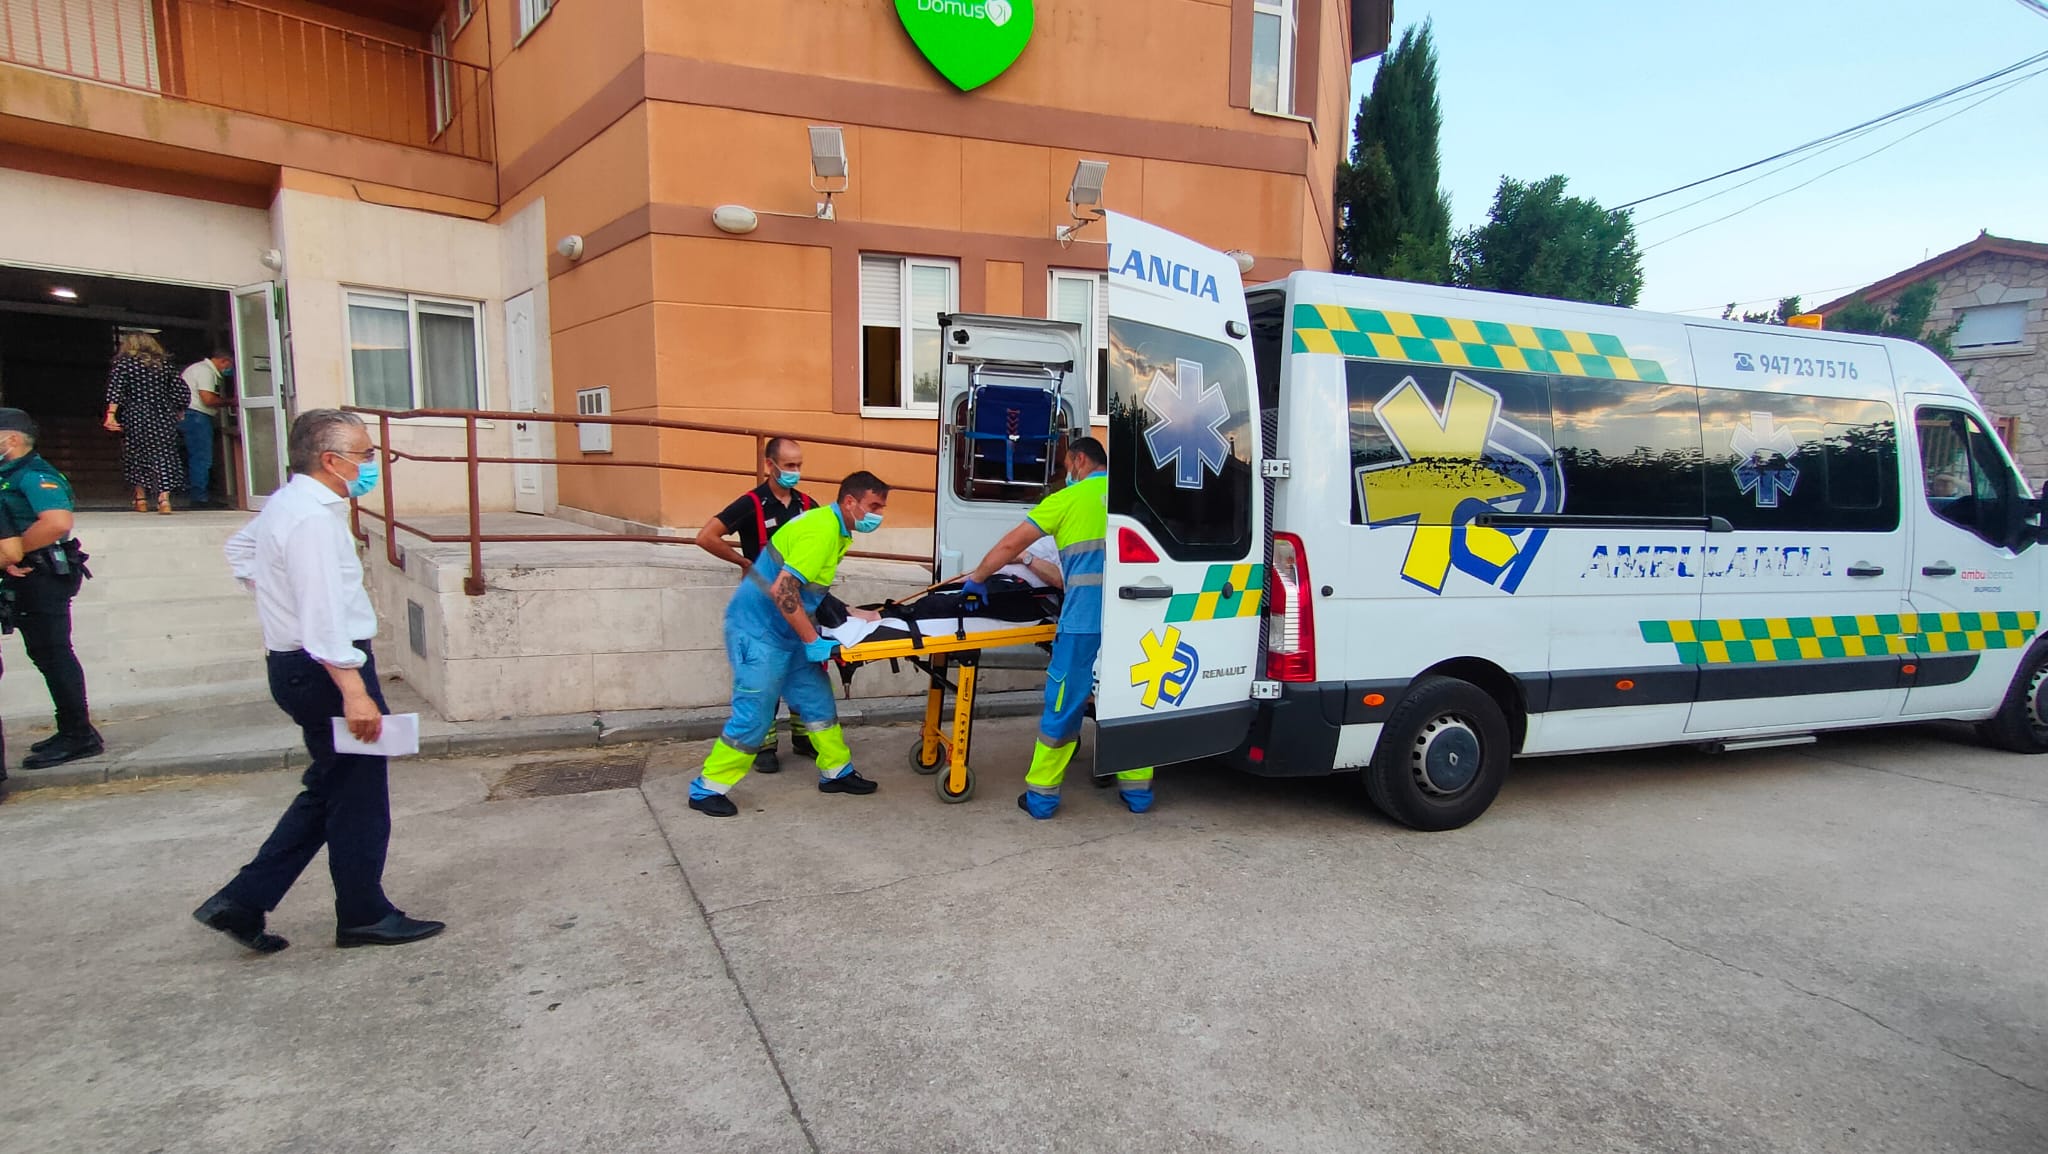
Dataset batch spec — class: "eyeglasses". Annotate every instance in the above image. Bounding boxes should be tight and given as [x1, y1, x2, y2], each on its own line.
[330, 448, 377, 463]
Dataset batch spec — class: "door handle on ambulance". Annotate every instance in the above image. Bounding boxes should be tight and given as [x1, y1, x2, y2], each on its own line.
[1921, 563, 1957, 577]
[1119, 585, 1174, 600]
[1846, 564, 1884, 578]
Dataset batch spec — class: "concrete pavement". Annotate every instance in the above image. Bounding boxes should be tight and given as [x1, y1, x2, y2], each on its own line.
[2, 720, 2043, 1152]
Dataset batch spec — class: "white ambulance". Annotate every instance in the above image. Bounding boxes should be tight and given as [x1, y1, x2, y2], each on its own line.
[1090, 214, 2048, 830]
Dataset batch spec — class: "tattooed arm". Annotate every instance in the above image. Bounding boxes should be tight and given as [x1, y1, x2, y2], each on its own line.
[771, 571, 820, 644]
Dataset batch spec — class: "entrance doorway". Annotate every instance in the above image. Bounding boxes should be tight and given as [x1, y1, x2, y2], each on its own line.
[0, 266, 285, 510]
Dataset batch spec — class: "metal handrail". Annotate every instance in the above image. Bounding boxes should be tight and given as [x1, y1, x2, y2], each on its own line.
[342, 406, 939, 595]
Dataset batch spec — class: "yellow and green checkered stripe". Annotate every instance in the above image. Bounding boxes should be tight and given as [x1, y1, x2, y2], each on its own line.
[1165, 563, 1265, 623]
[1292, 304, 1670, 383]
[1640, 611, 2039, 665]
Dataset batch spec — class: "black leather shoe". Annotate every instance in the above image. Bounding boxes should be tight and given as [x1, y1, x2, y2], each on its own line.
[192, 895, 289, 954]
[818, 770, 878, 795]
[336, 912, 446, 948]
[790, 734, 817, 758]
[690, 793, 739, 817]
[754, 748, 782, 774]
[23, 732, 104, 770]
[29, 733, 64, 754]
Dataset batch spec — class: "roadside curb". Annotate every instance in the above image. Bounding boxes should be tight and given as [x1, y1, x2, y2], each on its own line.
[1, 690, 1045, 794]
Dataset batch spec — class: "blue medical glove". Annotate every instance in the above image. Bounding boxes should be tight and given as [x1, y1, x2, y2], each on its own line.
[961, 578, 988, 612]
[804, 636, 841, 663]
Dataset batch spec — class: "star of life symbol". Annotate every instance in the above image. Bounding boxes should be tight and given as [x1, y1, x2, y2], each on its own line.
[1731, 411, 1800, 508]
[1143, 357, 1231, 490]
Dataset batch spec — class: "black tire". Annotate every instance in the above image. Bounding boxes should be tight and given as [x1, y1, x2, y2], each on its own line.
[1363, 675, 1511, 831]
[1977, 641, 2048, 753]
[909, 737, 945, 775]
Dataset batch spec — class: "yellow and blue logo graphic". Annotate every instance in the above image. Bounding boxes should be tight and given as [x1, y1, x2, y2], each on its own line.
[1357, 372, 1564, 595]
[1130, 625, 1199, 709]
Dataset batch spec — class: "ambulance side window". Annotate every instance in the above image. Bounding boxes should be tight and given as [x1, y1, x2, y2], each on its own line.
[1916, 406, 2017, 545]
[1701, 391, 1899, 532]
[1247, 292, 1285, 456]
[1107, 316, 1255, 560]
[1552, 379, 1704, 519]
[1345, 359, 1556, 526]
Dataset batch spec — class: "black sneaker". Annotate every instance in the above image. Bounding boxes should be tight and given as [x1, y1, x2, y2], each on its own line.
[690, 793, 739, 817]
[22, 731, 104, 770]
[754, 748, 782, 774]
[192, 895, 290, 954]
[818, 770, 877, 795]
[791, 734, 817, 759]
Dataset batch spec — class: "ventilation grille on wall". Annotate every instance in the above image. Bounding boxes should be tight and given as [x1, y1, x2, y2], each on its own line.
[576, 387, 612, 453]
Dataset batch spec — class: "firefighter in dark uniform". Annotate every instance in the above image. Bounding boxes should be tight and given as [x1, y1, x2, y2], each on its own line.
[0, 409, 103, 771]
[694, 436, 819, 774]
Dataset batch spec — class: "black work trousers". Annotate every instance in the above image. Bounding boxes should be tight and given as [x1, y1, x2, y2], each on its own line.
[7, 567, 93, 738]
[217, 642, 398, 929]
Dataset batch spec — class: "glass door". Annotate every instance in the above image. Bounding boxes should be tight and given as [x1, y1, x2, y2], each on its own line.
[232, 282, 288, 506]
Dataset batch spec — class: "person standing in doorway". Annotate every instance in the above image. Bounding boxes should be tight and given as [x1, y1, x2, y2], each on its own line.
[694, 437, 819, 775]
[0, 409, 103, 770]
[194, 409, 443, 954]
[103, 333, 189, 515]
[180, 349, 232, 508]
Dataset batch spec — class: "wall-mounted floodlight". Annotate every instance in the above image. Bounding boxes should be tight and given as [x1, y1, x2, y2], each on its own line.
[810, 125, 848, 220]
[1226, 250, 1257, 275]
[1057, 159, 1110, 245]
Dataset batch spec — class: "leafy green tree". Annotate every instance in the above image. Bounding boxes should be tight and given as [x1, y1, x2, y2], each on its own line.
[1722, 296, 1804, 325]
[1829, 281, 1958, 358]
[1335, 22, 1451, 283]
[1450, 175, 1644, 307]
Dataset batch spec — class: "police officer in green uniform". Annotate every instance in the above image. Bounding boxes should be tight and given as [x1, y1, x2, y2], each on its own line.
[0, 490, 26, 784]
[0, 409, 103, 770]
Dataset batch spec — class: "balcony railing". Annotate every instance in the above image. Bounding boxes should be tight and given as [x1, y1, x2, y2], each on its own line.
[0, 0, 493, 162]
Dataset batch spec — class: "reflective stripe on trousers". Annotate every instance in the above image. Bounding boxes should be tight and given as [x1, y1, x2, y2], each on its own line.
[692, 624, 851, 799]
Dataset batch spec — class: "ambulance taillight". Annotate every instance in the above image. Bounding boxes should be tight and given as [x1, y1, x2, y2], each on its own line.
[1266, 532, 1315, 681]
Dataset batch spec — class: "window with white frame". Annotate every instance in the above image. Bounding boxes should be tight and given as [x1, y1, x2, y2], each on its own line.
[1953, 302, 2028, 350]
[457, 0, 475, 28]
[518, 0, 555, 39]
[1250, 0, 1297, 115]
[429, 20, 453, 133]
[1050, 270, 1111, 422]
[347, 291, 485, 411]
[861, 256, 958, 413]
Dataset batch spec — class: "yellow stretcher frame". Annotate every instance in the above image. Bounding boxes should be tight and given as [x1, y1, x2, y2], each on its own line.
[838, 621, 1059, 804]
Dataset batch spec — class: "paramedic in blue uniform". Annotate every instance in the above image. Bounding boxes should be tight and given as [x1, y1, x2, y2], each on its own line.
[0, 408, 105, 770]
[695, 436, 819, 774]
[959, 437, 1154, 818]
[687, 471, 891, 818]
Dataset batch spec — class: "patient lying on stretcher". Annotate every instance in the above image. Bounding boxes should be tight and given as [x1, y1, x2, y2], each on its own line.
[822, 537, 1062, 650]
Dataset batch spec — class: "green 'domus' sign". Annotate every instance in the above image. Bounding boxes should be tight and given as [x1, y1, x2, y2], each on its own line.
[896, 0, 1034, 91]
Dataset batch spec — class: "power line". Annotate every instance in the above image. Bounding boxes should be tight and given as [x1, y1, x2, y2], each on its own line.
[1641, 65, 2046, 251]
[2013, 0, 2048, 21]
[1613, 49, 2048, 212]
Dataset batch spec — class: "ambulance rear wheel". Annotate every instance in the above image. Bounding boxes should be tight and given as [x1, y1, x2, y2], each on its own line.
[937, 768, 975, 803]
[909, 737, 945, 775]
[1979, 641, 2048, 753]
[1363, 675, 1509, 832]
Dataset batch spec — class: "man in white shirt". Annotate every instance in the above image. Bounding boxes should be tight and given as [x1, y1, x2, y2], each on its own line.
[193, 409, 443, 954]
[179, 350, 231, 508]
[996, 533, 1062, 589]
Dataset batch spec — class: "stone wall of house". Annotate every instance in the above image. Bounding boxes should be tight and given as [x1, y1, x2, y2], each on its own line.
[1919, 254, 2048, 480]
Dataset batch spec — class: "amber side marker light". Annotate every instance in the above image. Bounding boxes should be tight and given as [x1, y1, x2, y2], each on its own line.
[1362, 693, 1385, 707]
[1902, 664, 1918, 676]
[1616, 679, 1636, 691]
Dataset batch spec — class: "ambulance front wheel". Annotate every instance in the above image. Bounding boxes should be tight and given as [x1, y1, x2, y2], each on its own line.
[909, 737, 945, 775]
[1979, 641, 2048, 753]
[1363, 675, 1510, 832]
[937, 768, 975, 803]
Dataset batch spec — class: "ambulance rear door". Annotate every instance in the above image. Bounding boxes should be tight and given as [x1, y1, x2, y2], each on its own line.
[1096, 214, 1265, 774]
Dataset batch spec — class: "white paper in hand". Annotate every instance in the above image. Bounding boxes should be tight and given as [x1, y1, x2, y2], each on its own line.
[331, 712, 421, 757]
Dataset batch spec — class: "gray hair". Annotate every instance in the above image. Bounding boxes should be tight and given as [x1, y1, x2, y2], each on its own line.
[287, 409, 366, 475]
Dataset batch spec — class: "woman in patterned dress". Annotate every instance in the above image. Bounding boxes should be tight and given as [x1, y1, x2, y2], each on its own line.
[102, 333, 190, 515]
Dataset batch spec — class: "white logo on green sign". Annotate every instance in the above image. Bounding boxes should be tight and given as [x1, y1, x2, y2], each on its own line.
[895, 0, 1034, 92]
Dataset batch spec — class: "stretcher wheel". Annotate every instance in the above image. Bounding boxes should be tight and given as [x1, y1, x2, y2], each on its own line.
[909, 737, 945, 775]
[936, 768, 975, 803]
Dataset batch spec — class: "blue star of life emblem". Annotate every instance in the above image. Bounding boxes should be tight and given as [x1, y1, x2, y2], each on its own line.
[1731, 411, 1800, 508]
[1142, 357, 1231, 490]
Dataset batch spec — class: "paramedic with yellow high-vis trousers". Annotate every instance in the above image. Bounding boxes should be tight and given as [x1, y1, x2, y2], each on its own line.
[688, 471, 891, 818]
[960, 437, 1154, 818]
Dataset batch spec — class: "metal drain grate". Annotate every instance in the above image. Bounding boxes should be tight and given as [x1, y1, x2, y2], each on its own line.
[487, 754, 646, 800]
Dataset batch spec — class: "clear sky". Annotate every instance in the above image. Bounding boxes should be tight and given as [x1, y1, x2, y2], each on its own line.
[1348, 1, 2048, 314]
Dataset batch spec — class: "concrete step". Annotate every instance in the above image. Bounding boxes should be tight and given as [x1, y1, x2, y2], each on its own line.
[1, 661, 272, 722]
[71, 597, 260, 634]
[70, 630, 263, 667]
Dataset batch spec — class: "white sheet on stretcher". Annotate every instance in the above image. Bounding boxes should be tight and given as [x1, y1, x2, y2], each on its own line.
[822, 615, 1053, 650]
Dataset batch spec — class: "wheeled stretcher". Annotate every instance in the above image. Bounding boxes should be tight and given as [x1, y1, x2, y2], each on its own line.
[832, 617, 1058, 804]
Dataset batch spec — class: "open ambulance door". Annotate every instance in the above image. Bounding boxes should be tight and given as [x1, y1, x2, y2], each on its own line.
[1096, 214, 1266, 774]
[933, 314, 1091, 580]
